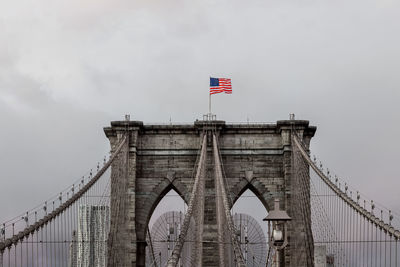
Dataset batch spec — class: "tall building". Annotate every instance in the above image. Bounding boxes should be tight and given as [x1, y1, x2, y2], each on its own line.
[69, 205, 110, 267]
[69, 230, 77, 267]
[314, 245, 335, 267]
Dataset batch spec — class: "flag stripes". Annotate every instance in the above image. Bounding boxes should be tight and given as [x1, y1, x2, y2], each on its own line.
[210, 77, 232, 95]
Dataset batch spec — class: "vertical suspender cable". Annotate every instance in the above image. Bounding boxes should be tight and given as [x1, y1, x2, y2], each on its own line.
[356, 212, 358, 264]
[349, 201, 352, 265]
[333, 190, 336, 263]
[353, 201, 356, 266]
[31, 233, 33, 267]
[371, 222, 374, 267]
[380, 227, 382, 267]
[47, 223, 49, 267]
[335, 193, 338, 263]
[367, 216, 369, 267]
[59, 213, 62, 267]
[37, 225, 39, 267]
[57, 213, 59, 266]
[350, 201, 352, 265]
[340, 191, 343, 265]
[344, 200, 347, 266]
[373, 222, 376, 267]
[38, 229, 40, 267]
[359, 212, 362, 265]
[363, 205, 365, 265]
[72, 201, 75, 267]
[369, 218, 371, 267]
[347, 201, 350, 266]
[35, 232, 38, 267]
[63, 211, 66, 267]
[396, 238, 398, 267]
[47, 225, 50, 267]
[41, 216, 44, 267]
[67, 206, 69, 267]
[51, 220, 54, 267]
[77, 193, 80, 267]
[390, 235, 392, 267]
[43, 227, 46, 267]
[351, 202, 354, 265]
[46, 223, 50, 267]
[385, 231, 387, 267]
[62, 210, 64, 267]
[371, 220, 373, 266]
[342, 199, 345, 266]
[348, 202, 351, 265]
[20, 239, 23, 267]
[26, 236, 28, 267]
[54, 218, 57, 267]
[64, 211, 66, 267]
[32, 233, 34, 267]
[372, 223, 375, 267]
[376, 223, 378, 267]
[69, 203, 72, 267]
[366, 215, 369, 267]
[20, 238, 23, 267]
[358, 208, 363, 262]
[60, 210, 68, 267]
[360, 210, 363, 265]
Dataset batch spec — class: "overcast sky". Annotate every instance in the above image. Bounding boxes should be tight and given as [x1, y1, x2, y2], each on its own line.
[1, 0, 399, 230]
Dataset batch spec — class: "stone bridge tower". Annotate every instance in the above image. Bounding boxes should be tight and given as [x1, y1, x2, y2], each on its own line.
[104, 118, 316, 267]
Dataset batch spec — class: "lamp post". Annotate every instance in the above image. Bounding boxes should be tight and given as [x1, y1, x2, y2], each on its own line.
[263, 199, 291, 267]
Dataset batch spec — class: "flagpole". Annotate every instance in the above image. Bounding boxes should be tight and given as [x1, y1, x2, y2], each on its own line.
[209, 93, 211, 116]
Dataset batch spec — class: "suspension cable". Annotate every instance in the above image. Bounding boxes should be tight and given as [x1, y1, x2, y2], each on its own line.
[0, 135, 127, 253]
[292, 133, 400, 240]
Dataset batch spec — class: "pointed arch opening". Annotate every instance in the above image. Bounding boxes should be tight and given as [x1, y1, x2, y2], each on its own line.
[231, 188, 269, 266]
[148, 188, 186, 228]
[146, 188, 189, 266]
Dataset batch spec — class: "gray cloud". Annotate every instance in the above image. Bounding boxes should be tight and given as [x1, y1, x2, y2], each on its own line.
[0, 0, 399, 226]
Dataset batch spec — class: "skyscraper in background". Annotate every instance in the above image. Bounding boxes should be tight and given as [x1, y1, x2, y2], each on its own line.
[69, 205, 110, 267]
[69, 230, 78, 267]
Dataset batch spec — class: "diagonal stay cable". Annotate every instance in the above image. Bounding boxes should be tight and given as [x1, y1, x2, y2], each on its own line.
[167, 134, 207, 267]
[213, 134, 246, 267]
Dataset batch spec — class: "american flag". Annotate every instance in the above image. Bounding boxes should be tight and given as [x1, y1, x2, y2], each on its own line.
[210, 77, 232, 95]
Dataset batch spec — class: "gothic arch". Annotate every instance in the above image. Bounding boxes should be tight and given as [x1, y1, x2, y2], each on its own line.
[136, 178, 189, 241]
[230, 177, 284, 212]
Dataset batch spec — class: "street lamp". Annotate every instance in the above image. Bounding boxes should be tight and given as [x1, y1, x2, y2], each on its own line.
[263, 199, 291, 267]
